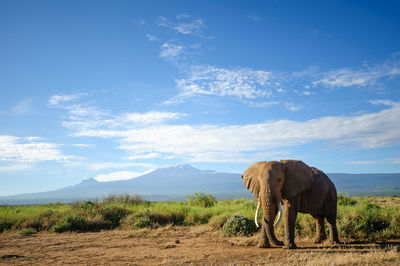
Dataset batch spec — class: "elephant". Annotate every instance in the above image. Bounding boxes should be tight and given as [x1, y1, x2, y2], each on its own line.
[242, 160, 340, 249]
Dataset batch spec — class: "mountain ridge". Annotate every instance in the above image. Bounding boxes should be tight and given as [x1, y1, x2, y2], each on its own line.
[1, 164, 399, 205]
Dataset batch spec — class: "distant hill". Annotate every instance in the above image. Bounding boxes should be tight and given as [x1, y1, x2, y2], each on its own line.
[0, 164, 252, 205]
[0, 164, 399, 205]
[328, 173, 400, 196]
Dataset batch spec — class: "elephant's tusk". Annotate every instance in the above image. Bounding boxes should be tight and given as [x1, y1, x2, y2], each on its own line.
[273, 202, 283, 227]
[255, 201, 261, 228]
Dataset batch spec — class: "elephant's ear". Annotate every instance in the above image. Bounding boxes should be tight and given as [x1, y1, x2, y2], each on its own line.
[242, 162, 263, 198]
[280, 160, 313, 199]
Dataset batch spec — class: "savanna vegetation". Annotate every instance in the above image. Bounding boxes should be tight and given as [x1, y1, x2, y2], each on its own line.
[1, 193, 400, 242]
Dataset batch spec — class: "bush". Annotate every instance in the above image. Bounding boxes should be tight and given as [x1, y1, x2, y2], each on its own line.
[73, 201, 101, 218]
[51, 215, 87, 233]
[101, 206, 130, 227]
[103, 194, 147, 206]
[129, 209, 186, 229]
[338, 202, 391, 240]
[294, 213, 316, 238]
[221, 215, 257, 237]
[19, 227, 36, 236]
[208, 213, 231, 230]
[338, 193, 357, 206]
[188, 192, 216, 208]
[132, 215, 152, 229]
[0, 221, 13, 233]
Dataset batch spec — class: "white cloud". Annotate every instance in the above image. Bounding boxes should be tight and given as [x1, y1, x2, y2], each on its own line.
[347, 160, 379, 165]
[62, 108, 185, 134]
[369, 99, 397, 106]
[61, 104, 112, 131]
[146, 34, 158, 42]
[165, 65, 280, 104]
[88, 162, 155, 171]
[133, 18, 146, 27]
[0, 135, 73, 163]
[11, 99, 34, 114]
[71, 103, 400, 163]
[284, 102, 301, 111]
[94, 170, 152, 182]
[163, 54, 400, 108]
[124, 111, 185, 124]
[313, 57, 400, 88]
[313, 68, 378, 87]
[126, 152, 161, 160]
[160, 42, 184, 61]
[156, 16, 205, 36]
[48, 93, 86, 106]
[348, 158, 400, 165]
[0, 163, 32, 172]
[73, 144, 96, 149]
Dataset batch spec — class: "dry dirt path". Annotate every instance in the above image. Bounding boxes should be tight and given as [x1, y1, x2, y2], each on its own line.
[1, 226, 399, 265]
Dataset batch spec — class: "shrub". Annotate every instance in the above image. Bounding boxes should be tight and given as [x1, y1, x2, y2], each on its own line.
[338, 193, 357, 206]
[338, 202, 391, 240]
[221, 215, 257, 237]
[132, 215, 152, 229]
[86, 215, 112, 231]
[294, 213, 316, 238]
[51, 215, 87, 233]
[73, 201, 101, 218]
[0, 221, 13, 233]
[185, 211, 213, 225]
[188, 192, 216, 208]
[208, 213, 232, 230]
[19, 227, 36, 236]
[103, 194, 147, 206]
[101, 206, 130, 227]
[130, 209, 186, 229]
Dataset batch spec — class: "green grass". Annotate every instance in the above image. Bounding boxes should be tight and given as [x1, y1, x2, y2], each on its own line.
[1, 193, 399, 241]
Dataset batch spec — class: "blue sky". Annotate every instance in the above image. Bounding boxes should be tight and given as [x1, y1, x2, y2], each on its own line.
[1, 0, 400, 196]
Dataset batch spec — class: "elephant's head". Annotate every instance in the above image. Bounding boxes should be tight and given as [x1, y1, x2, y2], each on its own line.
[242, 160, 313, 243]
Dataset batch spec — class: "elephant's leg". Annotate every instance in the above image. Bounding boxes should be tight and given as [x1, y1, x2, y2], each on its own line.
[326, 215, 340, 244]
[313, 215, 327, 243]
[283, 204, 297, 249]
[258, 218, 271, 248]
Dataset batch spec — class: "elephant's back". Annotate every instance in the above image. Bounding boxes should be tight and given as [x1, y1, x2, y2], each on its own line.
[311, 167, 337, 198]
[298, 167, 337, 215]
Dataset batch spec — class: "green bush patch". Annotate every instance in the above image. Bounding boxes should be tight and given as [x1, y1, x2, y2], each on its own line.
[19, 227, 37, 236]
[188, 192, 216, 208]
[221, 215, 257, 237]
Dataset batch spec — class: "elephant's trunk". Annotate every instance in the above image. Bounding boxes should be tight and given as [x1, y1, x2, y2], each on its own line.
[255, 201, 282, 228]
[262, 194, 282, 245]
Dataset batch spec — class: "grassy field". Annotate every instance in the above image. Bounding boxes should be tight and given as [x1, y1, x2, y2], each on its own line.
[1, 193, 400, 241]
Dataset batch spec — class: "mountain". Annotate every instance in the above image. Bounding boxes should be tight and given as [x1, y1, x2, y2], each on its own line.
[328, 173, 400, 196]
[0, 164, 399, 205]
[0, 164, 252, 205]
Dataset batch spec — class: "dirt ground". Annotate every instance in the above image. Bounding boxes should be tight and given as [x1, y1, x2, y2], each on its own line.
[1, 226, 399, 265]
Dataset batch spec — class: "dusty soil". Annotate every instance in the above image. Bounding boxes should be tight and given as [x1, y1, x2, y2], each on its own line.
[1, 226, 399, 265]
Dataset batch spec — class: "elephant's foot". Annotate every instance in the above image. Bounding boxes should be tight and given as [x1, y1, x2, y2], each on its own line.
[329, 239, 341, 245]
[258, 242, 271, 248]
[272, 240, 284, 246]
[258, 238, 271, 248]
[313, 235, 327, 244]
[283, 243, 297, 249]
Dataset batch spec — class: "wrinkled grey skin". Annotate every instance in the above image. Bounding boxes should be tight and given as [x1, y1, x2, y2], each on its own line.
[242, 160, 340, 249]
